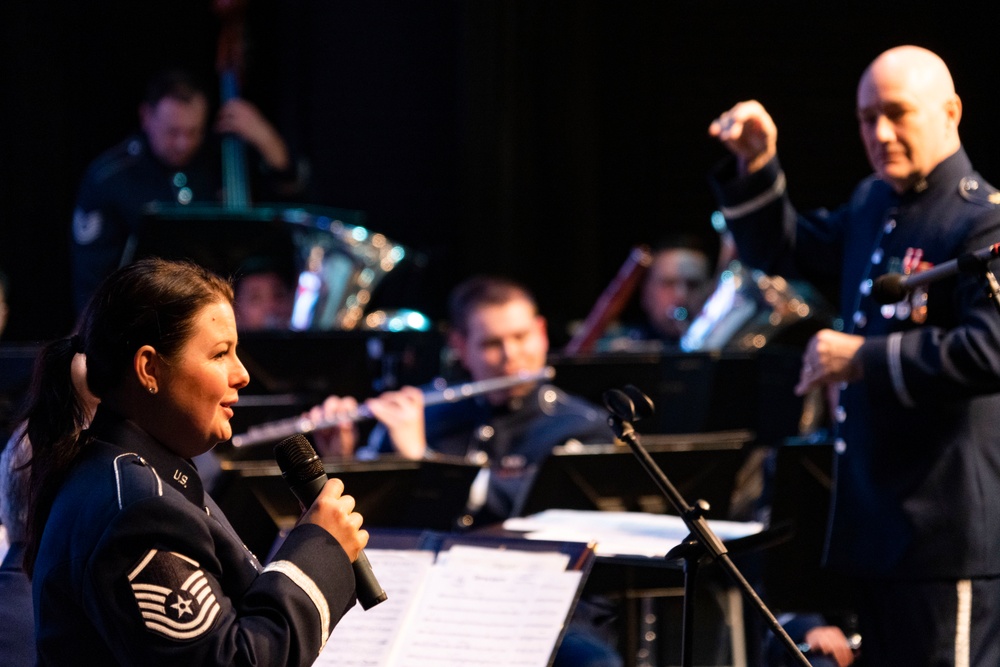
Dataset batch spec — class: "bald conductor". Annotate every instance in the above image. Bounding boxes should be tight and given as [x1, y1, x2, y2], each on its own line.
[708, 46, 1000, 666]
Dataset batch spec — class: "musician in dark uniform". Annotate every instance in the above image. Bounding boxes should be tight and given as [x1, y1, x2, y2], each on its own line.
[597, 234, 715, 352]
[24, 258, 366, 666]
[319, 274, 610, 526]
[709, 45, 1000, 666]
[314, 274, 621, 667]
[70, 69, 298, 315]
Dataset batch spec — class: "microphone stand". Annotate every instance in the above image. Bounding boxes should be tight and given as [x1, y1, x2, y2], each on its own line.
[603, 386, 810, 667]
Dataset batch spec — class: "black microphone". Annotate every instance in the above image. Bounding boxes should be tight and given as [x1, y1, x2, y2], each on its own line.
[274, 434, 387, 610]
[871, 242, 1000, 304]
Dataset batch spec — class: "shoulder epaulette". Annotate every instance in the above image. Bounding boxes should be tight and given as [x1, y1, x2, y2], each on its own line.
[91, 138, 145, 184]
[113, 452, 164, 509]
[959, 176, 1000, 207]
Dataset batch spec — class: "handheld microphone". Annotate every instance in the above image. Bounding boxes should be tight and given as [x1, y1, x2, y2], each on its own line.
[274, 434, 387, 610]
[871, 242, 1000, 304]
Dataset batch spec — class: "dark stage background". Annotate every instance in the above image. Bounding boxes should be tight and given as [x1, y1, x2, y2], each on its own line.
[2, 1, 999, 344]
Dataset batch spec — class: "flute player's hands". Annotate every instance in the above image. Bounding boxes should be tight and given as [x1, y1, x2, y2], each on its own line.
[310, 395, 360, 458]
[364, 386, 428, 459]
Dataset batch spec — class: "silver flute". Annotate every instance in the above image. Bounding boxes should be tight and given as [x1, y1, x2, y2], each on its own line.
[230, 366, 556, 448]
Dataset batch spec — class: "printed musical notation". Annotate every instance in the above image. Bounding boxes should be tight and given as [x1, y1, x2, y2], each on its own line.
[316, 545, 583, 667]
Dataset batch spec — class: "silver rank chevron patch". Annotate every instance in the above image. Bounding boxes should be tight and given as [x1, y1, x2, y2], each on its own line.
[128, 549, 222, 641]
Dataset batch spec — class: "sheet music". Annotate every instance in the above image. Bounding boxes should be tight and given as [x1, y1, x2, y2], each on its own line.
[438, 544, 570, 571]
[317, 545, 582, 667]
[503, 509, 763, 558]
[317, 550, 435, 667]
[389, 566, 582, 667]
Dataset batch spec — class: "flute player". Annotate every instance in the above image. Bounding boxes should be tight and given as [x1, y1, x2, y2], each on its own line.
[313, 275, 609, 526]
[311, 274, 621, 667]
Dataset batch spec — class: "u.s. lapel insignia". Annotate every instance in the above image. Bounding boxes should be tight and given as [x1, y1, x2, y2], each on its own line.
[128, 550, 222, 641]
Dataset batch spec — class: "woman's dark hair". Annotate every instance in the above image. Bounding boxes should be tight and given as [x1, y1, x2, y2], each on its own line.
[23, 258, 233, 574]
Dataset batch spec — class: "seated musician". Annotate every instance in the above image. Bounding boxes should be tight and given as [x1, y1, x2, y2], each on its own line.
[70, 68, 303, 315]
[597, 233, 715, 352]
[233, 255, 297, 332]
[314, 274, 611, 526]
[312, 274, 622, 667]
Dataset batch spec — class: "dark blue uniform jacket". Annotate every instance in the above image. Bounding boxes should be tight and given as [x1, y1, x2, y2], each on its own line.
[711, 148, 1000, 578]
[33, 408, 357, 666]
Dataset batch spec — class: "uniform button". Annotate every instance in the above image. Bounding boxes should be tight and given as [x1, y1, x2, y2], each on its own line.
[834, 405, 847, 423]
[172, 172, 187, 188]
[853, 311, 867, 328]
[859, 279, 873, 296]
[834, 438, 847, 454]
[871, 248, 884, 264]
[884, 219, 896, 234]
[177, 187, 193, 204]
[476, 425, 495, 442]
[881, 304, 896, 319]
[127, 139, 142, 156]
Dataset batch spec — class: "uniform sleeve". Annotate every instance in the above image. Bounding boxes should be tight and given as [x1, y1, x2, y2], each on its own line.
[83, 494, 356, 667]
[70, 165, 131, 314]
[709, 155, 848, 303]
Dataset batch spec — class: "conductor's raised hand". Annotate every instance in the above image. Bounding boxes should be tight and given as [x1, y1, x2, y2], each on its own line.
[300, 477, 369, 563]
[708, 100, 778, 174]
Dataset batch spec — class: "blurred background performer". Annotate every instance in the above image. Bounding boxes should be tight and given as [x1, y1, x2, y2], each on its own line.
[69, 69, 300, 316]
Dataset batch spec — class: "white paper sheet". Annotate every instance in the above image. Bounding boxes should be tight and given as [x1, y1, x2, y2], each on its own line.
[317, 545, 583, 667]
[503, 509, 763, 558]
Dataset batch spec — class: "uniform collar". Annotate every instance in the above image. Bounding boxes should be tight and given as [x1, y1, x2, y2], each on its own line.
[898, 147, 970, 203]
[87, 407, 206, 507]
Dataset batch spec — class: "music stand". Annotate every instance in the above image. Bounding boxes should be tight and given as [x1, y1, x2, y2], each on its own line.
[134, 204, 308, 281]
[549, 349, 804, 444]
[0, 343, 42, 442]
[763, 441, 858, 616]
[518, 431, 753, 518]
[213, 455, 483, 558]
[136, 203, 414, 330]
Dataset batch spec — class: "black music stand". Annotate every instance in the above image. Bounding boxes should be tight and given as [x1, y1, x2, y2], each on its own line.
[549, 349, 805, 445]
[603, 386, 810, 667]
[135, 204, 320, 280]
[0, 343, 42, 442]
[213, 455, 483, 558]
[763, 441, 858, 617]
[518, 431, 752, 518]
